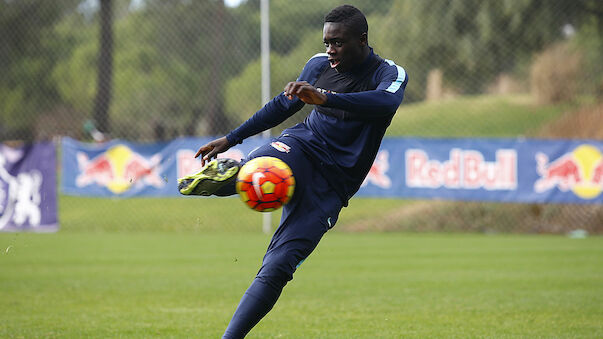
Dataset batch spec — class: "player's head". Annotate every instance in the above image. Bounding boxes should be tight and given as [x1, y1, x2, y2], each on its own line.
[323, 5, 369, 73]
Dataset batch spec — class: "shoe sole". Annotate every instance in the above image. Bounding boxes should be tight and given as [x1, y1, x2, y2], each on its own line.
[178, 161, 239, 196]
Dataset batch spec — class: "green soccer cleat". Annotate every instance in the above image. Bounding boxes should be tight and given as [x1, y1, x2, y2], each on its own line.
[178, 158, 240, 196]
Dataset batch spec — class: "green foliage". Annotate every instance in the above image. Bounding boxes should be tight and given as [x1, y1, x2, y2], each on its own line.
[370, 0, 594, 101]
[268, 0, 394, 55]
[2, 0, 602, 140]
[573, 17, 603, 98]
[224, 54, 273, 125]
[110, 15, 202, 139]
[52, 18, 98, 114]
[0, 0, 80, 139]
[225, 29, 325, 128]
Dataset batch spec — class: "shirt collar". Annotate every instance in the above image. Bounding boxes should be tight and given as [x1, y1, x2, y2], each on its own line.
[346, 47, 374, 74]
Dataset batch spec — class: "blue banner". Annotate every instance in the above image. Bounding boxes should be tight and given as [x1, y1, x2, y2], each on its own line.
[362, 138, 603, 204]
[61, 137, 603, 204]
[0, 142, 58, 232]
[61, 137, 265, 197]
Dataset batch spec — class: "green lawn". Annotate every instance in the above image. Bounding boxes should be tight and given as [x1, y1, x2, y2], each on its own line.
[1, 232, 602, 338]
[388, 94, 566, 137]
[58, 195, 410, 233]
[2, 94, 597, 338]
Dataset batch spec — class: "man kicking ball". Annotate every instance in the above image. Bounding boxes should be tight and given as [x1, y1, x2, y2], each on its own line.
[179, 5, 408, 338]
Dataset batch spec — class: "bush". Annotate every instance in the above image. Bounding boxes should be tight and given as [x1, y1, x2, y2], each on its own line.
[530, 42, 581, 104]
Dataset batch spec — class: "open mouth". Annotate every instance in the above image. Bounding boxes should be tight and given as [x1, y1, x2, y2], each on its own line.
[328, 59, 340, 69]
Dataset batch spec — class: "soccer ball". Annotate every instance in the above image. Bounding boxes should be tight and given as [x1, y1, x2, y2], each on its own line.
[236, 157, 295, 212]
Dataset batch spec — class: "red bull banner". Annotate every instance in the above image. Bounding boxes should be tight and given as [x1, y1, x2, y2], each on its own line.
[0, 142, 58, 232]
[361, 138, 603, 204]
[61, 137, 603, 204]
[61, 137, 261, 197]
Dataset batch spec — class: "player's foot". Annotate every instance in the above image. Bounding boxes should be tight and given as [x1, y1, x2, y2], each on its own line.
[178, 158, 240, 196]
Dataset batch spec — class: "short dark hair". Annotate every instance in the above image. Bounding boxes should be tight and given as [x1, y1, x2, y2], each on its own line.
[324, 5, 368, 37]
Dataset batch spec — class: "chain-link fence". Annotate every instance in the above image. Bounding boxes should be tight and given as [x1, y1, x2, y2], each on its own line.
[1, 0, 602, 233]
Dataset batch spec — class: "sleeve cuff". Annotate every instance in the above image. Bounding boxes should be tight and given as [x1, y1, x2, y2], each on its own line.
[225, 132, 242, 146]
[323, 92, 342, 108]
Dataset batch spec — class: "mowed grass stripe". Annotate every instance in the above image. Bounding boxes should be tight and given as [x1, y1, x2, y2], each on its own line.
[1, 232, 601, 338]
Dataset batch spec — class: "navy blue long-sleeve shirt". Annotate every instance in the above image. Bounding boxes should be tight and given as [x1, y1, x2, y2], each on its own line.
[226, 49, 408, 206]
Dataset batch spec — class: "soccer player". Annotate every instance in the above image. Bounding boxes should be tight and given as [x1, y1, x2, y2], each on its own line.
[179, 5, 408, 338]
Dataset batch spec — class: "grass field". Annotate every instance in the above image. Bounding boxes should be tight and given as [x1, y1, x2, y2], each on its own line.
[388, 94, 566, 137]
[57, 195, 411, 233]
[1, 231, 602, 338]
[2, 94, 600, 338]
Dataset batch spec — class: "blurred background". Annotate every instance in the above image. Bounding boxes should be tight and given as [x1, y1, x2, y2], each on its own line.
[1, 0, 602, 233]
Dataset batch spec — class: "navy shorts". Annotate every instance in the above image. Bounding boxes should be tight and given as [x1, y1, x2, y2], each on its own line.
[244, 135, 343, 283]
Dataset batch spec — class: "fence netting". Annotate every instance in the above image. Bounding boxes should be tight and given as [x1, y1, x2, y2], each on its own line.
[1, 0, 602, 233]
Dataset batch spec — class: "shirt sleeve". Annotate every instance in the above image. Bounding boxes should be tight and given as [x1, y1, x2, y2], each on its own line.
[322, 60, 408, 119]
[225, 94, 304, 145]
[225, 54, 329, 145]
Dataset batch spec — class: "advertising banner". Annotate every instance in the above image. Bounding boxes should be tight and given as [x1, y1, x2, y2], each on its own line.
[61, 137, 264, 197]
[362, 138, 603, 204]
[61, 137, 603, 204]
[0, 142, 58, 232]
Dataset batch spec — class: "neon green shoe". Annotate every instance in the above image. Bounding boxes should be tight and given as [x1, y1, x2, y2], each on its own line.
[178, 158, 240, 196]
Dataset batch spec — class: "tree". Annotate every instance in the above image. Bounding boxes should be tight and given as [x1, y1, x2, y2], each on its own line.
[110, 0, 257, 138]
[224, 29, 324, 132]
[0, 0, 79, 140]
[370, 0, 601, 101]
[92, 0, 115, 134]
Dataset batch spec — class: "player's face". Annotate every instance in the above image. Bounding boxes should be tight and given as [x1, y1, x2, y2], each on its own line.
[323, 22, 367, 73]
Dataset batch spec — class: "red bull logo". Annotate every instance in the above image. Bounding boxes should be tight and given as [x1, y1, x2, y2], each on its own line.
[362, 150, 392, 189]
[535, 144, 603, 199]
[270, 141, 291, 153]
[76, 144, 164, 194]
[406, 148, 517, 190]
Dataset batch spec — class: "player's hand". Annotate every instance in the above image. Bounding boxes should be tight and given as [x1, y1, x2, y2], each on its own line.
[284, 81, 327, 105]
[194, 136, 231, 166]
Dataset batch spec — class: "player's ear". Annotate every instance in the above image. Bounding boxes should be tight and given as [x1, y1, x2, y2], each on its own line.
[359, 32, 368, 46]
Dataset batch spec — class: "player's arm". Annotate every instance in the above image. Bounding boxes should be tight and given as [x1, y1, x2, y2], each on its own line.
[322, 62, 408, 119]
[223, 56, 330, 145]
[195, 95, 305, 164]
[226, 93, 306, 144]
[195, 55, 329, 164]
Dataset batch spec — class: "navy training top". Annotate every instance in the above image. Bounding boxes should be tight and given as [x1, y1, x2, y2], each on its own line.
[226, 49, 408, 206]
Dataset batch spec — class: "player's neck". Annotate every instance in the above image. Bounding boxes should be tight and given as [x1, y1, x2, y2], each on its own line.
[360, 46, 371, 60]
[347, 47, 372, 72]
